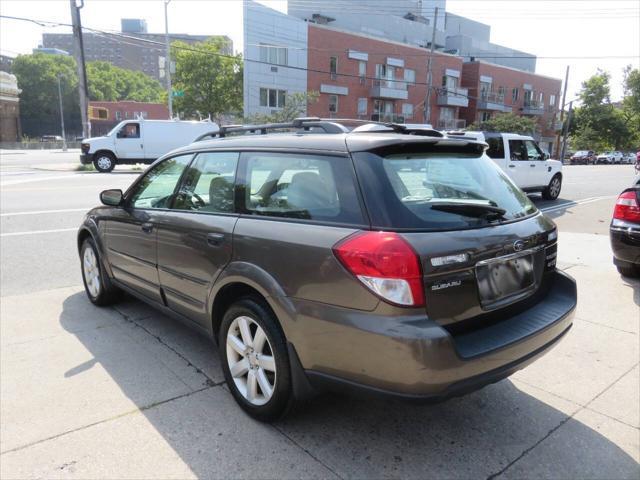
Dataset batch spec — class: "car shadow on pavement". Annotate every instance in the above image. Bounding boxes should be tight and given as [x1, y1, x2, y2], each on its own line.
[59, 292, 639, 479]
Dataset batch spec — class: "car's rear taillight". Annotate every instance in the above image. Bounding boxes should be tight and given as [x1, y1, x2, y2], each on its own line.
[333, 231, 424, 307]
[613, 191, 640, 223]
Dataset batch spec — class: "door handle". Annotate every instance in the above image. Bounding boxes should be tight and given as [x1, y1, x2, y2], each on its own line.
[530, 164, 536, 167]
[207, 232, 225, 247]
[508, 164, 516, 168]
[141, 222, 153, 233]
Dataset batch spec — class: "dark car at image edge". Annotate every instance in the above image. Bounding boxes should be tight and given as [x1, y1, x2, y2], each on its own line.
[77, 118, 577, 421]
[610, 178, 640, 277]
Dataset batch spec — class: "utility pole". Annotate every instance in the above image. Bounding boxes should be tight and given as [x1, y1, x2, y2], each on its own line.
[560, 100, 573, 162]
[423, 6, 438, 125]
[57, 74, 68, 151]
[555, 65, 570, 158]
[69, 0, 90, 138]
[164, 0, 173, 118]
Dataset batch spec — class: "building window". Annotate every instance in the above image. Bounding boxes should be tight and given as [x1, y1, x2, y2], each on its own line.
[404, 68, 415, 84]
[328, 94, 338, 113]
[442, 74, 458, 90]
[512, 88, 519, 102]
[357, 97, 367, 115]
[549, 94, 556, 107]
[480, 81, 491, 99]
[497, 86, 505, 102]
[402, 103, 413, 119]
[358, 60, 367, 84]
[259, 88, 286, 108]
[480, 111, 492, 122]
[115, 111, 121, 121]
[259, 43, 287, 66]
[538, 91, 544, 105]
[330, 56, 338, 80]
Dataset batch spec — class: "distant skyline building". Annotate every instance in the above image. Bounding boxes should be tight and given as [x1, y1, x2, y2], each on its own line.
[42, 18, 232, 82]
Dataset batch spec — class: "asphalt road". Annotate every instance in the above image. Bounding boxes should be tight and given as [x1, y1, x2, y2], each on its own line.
[1, 154, 638, 479]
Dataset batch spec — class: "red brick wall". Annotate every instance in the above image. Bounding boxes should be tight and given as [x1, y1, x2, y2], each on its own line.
[307, 25, 465, 126]
[89, 101, 169, 122]
[460, 62, 562, 137]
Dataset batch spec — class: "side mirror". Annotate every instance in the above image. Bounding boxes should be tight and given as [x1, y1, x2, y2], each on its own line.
[100, 189, 123, 207]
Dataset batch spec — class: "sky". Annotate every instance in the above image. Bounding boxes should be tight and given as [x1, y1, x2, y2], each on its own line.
[1, 0, 639, 102]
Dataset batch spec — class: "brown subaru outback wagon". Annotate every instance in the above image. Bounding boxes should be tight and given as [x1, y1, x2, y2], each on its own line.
[78, 119, 576, 421]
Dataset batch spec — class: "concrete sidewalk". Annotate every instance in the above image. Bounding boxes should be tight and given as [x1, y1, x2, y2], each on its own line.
[0, 234, 638, 479]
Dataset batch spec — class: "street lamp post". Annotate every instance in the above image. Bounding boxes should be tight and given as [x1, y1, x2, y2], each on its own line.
[57, 74, 68, 152]
[164, 0, 173, 119]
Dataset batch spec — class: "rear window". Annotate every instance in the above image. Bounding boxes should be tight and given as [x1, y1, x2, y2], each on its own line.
[353, 150, 537, 230]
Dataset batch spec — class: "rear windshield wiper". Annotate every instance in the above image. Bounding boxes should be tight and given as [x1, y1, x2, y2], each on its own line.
[429, 202, 507, 219]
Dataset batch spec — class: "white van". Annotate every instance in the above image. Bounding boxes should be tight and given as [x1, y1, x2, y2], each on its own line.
[447, 131, 563, 200]
[80, 119, 219, 172]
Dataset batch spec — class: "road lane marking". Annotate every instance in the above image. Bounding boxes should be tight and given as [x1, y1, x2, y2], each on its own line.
[0, 228, 77, 237]
[540, 196, 615, 213]
[1, 208, 92, 217]
[0, 174, 83, 187]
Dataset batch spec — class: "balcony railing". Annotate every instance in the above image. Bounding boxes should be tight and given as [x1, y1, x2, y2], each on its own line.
[437, 87, 469, 107]
[437, 119, 467, 130]
[522, 100, 545, 115]
[370, 78, 409, 100]
[477, 91, 512, 112]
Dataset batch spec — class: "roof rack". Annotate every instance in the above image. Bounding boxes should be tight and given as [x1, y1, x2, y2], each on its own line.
[194, 117, 350, 142]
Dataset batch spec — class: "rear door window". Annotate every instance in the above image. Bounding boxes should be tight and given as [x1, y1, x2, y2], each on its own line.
[508, 140, 528, 160]
[485, 137, 505, 159]
[239, 152, 365, 225]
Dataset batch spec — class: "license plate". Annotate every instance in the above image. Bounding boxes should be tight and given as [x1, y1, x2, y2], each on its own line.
[476, 252, 536, 307]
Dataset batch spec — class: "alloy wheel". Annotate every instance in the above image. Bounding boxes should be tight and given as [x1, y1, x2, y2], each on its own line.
[226, 315, 276, 406]
[550, 178, 561, 198]
[96, 156, 112, 170]
[83, 247, 101, 298]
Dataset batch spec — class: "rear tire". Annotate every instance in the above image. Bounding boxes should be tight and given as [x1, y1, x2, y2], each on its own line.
[542, 174, 562, 200]
[219, 296, 292, 422]
[616, 264, 640, 278]
[93, 152, 116, 173]
[80, 238, 122, 306]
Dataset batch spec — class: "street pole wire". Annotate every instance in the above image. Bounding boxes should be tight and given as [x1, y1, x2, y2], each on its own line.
[424, 6, 438, 124]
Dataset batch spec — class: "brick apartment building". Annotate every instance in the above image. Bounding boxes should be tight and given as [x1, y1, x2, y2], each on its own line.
[243, 0, 563, 152]
[88, 100, 169, 136]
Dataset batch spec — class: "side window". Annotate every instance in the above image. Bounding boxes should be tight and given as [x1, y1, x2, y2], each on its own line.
[117, 123, 140, 138]
[241, 152, 364, 224]
[486, 137, 505, 159]
[508, 140, 527, 161]
[129, 155, 192, 209]
[173, 151, 239, 213]
[524, 140, 543, 160]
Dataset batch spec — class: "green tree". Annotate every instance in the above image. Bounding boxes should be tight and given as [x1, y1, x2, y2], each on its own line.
[469, 112, 538, 135]
[570, 70, 633, 150]
[171, 38, 243, 122]
[621, 66, 640, 147]
[87, 62, 165, 102]
[12, 53, 81, 137]
[246, 91, 319, 124]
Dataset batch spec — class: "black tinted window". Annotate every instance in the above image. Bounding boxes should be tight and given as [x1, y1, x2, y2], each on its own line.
[173, 152, 239, 213]
[486, 137, 504, 159]
[240, 152, 364, 224]
[508, 140, 527, 161]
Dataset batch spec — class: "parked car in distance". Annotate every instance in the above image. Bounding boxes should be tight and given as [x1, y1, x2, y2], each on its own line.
[447, 131, 563, 200]
[40, 135, 63, 142]
[78, 118, 577, 421]
[610, 177, 640, 277]
[80, 119, 219, 173]
[620, 152, 636, 165]
[570, 150, 596, 165]
[596, 151, 624, 164]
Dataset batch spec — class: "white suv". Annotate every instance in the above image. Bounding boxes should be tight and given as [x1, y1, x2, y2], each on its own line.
[447, 131, 563, 200]
[596, 151, 624, 164]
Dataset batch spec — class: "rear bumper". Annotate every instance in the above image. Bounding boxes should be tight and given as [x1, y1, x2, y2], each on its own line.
[610, 224, 640, 267]
[290, 270, 576, 400]
[80, 153, 93, 164]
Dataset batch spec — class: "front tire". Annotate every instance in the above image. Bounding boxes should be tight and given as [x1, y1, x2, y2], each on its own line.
[542, 174, 562, 200]
[93, 152, 116, 173]
[81, 238, 121, 306]
[219, 297, 292, 422]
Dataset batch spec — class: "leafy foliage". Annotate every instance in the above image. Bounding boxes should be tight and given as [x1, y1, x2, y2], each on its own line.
[469, 113, 538, 135]
[86, 62, 164, 103]
[570, 69, 638, 151]
[245, 91, 319, 124]
[171, 38, 243, 122]
[12, 53, 165, 137]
